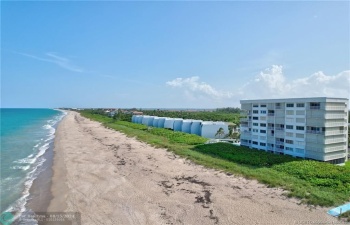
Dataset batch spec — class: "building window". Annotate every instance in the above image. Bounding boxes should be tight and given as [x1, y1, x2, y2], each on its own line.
[307, 126, 322, 134]
[260, 136, 266, 140]
[260, 130, 266, 133]
[260, 104, 267, 107]
[296, 103, 305, 107]
[296, 126, 305, 131]
[285, 140, 293, 144]
[296, 110, 305, 115]
[260, 142, 266, 146]
[286, 125, 293, 130]
[286, 132, 293, 137]
[285, 147, 293, 151]
[286, 110, 294, 115]
[253, 110, 259, 114]
[253, 123, 258, 126]
[253, 129, 259, 133]
[296, 118, 305, 123]
[310, 102, 321, 109]
[252, 141, 258, 145]
[286, 103, 294, 107]
[275, 103, 281, 109]
[253, 104, 259, 107]
[295, 148, 304, 153]
[253, 117, 258, 120]
[295, 141, 305, 146]
[260, 110, 266, 114]
[286, 118, 294, 123]
[295, 133, 304, 138]
[260, 123, 266, 127]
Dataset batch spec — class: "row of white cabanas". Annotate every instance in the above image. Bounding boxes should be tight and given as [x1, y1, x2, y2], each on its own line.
[131, 115, 229, 139]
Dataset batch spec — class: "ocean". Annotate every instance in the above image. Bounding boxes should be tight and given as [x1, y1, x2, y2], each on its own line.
[0, 108, 66, 221]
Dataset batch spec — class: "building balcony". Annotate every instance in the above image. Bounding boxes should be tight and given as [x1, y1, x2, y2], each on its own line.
[240, 118, 251, 122]
[275, 147, 284, 153]
[276, 141, 284, 145]
[325, 130, 346, 136]
[325, 106, 346, 111]
[306, 130, 324, 135]
[309, 106, 321, 110]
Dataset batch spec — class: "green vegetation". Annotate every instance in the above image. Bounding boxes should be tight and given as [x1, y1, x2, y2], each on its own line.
[140, 109, 241, 124]
[194, 143, 301, 167]
[345, 161, 350, 169]
[80, 110, 350, 210]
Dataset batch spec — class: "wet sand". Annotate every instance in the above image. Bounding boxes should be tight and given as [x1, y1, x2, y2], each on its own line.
[47, 111, 338, 225]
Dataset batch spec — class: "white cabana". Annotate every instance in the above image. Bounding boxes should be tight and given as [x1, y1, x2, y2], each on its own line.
[142, 116, 155, 126]
[136, 115, 144, 124]
[181, 120, 193, 133]
[164, 118, 175, 129]
[152, 117, 160, 127]
[173, 119, 183, 131]
[201, 121, 229, 139]
[190, 120, 203, 136]
[157, 117, 167, 128]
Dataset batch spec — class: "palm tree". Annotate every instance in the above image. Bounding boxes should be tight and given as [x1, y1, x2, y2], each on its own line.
[215, 127, 225, 139]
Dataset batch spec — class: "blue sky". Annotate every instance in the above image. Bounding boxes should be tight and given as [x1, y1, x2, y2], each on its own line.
[2, 1, 349, 108]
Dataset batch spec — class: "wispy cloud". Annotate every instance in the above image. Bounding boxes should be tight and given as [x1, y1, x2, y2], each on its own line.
[17, 52, 84, 73]
[238, 65, 350, 99]
[166, 76, 233, 100]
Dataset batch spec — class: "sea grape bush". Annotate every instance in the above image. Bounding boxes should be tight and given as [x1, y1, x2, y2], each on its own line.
[194, 143, 299, 167]
[272, 161, 350, 192]
[195, 143, 350, 194]
[146, 127, 207, 145]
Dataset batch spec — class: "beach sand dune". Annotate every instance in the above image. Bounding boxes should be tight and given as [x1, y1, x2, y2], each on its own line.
[48, 111, 337, 225]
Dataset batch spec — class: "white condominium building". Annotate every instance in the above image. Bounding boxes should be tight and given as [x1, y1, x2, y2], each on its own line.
[240, 97, 349, 164]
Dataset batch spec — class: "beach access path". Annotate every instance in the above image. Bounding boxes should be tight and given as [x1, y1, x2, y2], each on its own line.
[47, 111, 338, 225]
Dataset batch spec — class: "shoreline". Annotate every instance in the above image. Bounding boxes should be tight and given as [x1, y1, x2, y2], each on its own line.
[26, 111, 68, 215]
[46, 112, 68, 212]
[45, 111, 338, 224]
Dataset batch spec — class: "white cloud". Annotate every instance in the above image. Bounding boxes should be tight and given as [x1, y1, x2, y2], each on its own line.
[166, 76, 233, 100]
[17, 52, 84, 73]
[238, 65, 350, 100]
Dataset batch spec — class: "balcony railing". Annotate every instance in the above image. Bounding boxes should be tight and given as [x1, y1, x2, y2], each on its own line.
[275, 148, 284, 153]
[306, 130, 324, 134]
[310, 106, 321, 110]
[268, 113, 275, 116]
[275, 127, 284, 131]
[276, 141, 284, 145]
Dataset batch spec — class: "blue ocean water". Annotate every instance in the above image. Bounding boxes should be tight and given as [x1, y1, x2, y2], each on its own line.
[0, 109, 66, 217]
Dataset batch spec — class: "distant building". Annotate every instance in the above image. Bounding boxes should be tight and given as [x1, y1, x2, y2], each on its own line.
[240, 97, 348, 164]
[132, 111, 143, 115]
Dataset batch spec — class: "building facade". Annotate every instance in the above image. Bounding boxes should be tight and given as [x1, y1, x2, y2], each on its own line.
[240, 97, 348, 164]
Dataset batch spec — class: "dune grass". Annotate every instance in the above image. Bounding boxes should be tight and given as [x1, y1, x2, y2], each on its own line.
[79, 111, 350, 209]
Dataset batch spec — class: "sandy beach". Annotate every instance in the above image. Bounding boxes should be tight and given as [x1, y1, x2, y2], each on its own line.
[47, 111, 338, 225]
